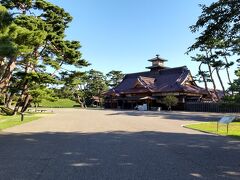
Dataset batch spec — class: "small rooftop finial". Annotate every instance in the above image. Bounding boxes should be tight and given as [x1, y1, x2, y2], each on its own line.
[156, 54, 159, 59]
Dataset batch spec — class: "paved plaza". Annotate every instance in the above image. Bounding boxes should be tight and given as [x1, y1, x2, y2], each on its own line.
[0, 109, 240, 179]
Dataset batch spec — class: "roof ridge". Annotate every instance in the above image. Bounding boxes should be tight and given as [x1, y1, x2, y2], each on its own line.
[125, 71, 150, 76]
[159, 66, 187, 71]
[139, 76, 155, 79]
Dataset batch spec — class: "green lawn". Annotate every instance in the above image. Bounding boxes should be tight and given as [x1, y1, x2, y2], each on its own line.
[0, 114, 41, 130]
[40, 98, 79, 108]
[185, 122, 240, 138]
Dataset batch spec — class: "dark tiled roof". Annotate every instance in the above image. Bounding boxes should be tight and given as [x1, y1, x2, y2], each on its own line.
[108, 66, 206, 95]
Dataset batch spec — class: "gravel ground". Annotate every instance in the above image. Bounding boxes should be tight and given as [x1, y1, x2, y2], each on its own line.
[0, 109, 240, 180]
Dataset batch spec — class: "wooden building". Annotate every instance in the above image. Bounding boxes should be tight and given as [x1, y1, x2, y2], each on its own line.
[104, 55, 213, 110]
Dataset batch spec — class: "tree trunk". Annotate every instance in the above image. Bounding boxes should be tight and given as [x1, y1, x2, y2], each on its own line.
[209, 47, 225, 96]
[205, 51, 220, 101]
[34, 103, 37, 112]
[0, 57, 6, 79]
[223, 56, 232, 84]
[5, 92, 14, 108]
[223, 55, 233, 95]
[215, 67, 226, 96]
[198, 62, 214, 101]
[98, 94, 102, 107]
[76, 95, 85, 108]
[13, 98, 21, 114]
[208, 64, 220, 101]
[222, 48, 232, 83]
[168, 106, 171, 111]
[21, 94, 30, 113]
[13, 83, 28, 114]
[0, 57, 16, 92]
[13, 61, 33, 114]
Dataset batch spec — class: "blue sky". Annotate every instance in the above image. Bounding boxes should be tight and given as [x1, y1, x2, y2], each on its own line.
[49, 0, 235, 88]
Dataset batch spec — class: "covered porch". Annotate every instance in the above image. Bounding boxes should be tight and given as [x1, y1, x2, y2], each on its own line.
[105, 96, 156, 110]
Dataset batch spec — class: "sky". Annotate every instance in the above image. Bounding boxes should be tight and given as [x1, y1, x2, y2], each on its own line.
[49, 0, 236, 89]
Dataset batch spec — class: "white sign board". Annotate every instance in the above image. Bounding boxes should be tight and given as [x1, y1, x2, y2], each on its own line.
[219, 116, 236, 124]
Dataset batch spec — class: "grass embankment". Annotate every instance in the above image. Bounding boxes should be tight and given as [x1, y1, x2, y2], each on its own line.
[185, 122, 240, 139]
[0, 114, 41, 130]
[40, 98, 79, 108]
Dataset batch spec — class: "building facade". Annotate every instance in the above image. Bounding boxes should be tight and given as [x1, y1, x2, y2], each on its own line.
[105, 55, 213, 110]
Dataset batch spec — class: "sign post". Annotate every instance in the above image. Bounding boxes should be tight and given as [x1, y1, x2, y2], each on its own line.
[217, 116, 236, 134]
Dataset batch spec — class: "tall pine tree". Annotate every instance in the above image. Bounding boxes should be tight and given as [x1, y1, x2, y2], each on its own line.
[0, 0, 89, 113]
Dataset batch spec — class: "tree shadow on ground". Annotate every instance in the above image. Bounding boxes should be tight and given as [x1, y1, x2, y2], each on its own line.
[106, 110, 223, 122]
[0, 131, 240, 180]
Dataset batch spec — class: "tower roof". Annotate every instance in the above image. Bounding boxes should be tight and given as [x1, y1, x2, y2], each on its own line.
[148, 54, 168, 62]
[146, 54, 168, 71]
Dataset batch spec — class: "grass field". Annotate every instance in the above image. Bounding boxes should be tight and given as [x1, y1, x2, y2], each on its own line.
[40, 98, 79, 108]
[0, 114, 41, 130]
[185, 122, 240, 138]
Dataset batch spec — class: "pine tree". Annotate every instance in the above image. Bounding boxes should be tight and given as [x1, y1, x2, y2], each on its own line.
[85, 69, 108, 106]
[106, 70, 124, 88]
[187, 0, 240, 100]
[0, 0, 89, 113]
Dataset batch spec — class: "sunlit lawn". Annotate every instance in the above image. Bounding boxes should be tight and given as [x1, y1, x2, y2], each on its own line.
[0, 114, 41, 130]
[40, 98, 79, 108]
[185, 122, 240, 139]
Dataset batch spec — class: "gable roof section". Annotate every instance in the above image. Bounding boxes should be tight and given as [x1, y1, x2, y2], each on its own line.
[138, 76, 155, 89]
[152, 66, 188, 92]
